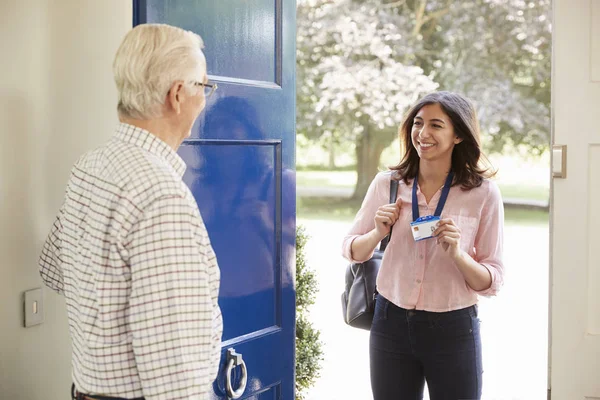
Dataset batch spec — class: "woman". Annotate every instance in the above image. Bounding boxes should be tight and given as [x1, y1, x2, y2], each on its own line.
[342, 91, 504, 399]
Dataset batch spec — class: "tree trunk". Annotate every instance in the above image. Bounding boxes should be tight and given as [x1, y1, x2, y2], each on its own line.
[328, 137, 336, 169]
[352, 126, 388, 201]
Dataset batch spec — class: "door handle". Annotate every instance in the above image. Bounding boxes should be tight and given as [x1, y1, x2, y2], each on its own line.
[225, 348, 247, 399]
[552, 144, 567, 178]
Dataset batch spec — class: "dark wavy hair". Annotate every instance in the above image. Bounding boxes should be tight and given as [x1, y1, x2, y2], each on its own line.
[390, 91, 495, 190]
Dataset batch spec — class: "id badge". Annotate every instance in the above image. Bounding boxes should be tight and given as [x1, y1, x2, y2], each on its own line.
[410, 215, 440, 242]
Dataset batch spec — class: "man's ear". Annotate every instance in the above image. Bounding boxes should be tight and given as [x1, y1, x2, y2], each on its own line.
[167, 82, 184, 115]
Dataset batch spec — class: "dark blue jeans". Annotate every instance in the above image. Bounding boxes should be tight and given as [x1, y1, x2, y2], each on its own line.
[369, 295, 482, 400]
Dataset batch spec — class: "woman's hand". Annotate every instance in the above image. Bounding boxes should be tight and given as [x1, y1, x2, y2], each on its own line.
[374, 197, 403, 238]
[433, 218, 463, 259]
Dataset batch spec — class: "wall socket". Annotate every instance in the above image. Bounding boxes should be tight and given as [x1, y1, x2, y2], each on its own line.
[23, 288, 44, 327]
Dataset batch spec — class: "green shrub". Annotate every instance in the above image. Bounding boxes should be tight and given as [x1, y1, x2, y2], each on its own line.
[295, 225, 324, 400]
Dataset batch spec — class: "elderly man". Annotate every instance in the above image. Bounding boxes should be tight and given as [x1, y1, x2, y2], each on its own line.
[38, 24, 222, 400]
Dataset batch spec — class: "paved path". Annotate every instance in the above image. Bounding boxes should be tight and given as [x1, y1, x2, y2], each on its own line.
[299, 218, 549, 400]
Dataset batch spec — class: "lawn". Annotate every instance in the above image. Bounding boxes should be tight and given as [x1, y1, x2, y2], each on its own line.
[297, 170, 358, 189]
[297, 196, 549, 226]
[297, 170, 549, 203]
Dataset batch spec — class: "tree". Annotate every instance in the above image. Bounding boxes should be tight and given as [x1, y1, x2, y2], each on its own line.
[407, 0, 552, 154]
[297, 0, 552, 199]
[297, 0, 437, 199]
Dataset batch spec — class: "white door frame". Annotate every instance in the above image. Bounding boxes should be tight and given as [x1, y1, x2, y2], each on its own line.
[549, 0, 600, 398]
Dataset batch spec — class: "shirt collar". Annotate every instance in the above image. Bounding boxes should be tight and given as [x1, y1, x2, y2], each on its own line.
[114, 122, 186, 177]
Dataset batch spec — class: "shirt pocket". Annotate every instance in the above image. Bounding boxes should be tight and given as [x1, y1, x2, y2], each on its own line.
[455, 215, 479, 254]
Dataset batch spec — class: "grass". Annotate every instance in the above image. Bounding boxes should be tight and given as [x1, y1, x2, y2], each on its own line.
[297, 197, 362, 222]
[497, 184, 549, 203]
[297, 196, 549, 226]
[297, 170, 549, 203]
[297, 170, 357, 189]
[502, 208, 549, 226]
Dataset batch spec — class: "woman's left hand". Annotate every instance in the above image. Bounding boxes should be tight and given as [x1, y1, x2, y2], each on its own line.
[433, 218, 463, 259]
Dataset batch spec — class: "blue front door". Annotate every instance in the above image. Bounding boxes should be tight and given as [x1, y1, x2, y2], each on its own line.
[134, 1, 296, 398]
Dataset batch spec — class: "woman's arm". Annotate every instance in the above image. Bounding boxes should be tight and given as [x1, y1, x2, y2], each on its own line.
[434, 182, 504, 294]
[341, 173, 402, 263]
[451, 248, 494, 292]
[349, 228, 389, 262]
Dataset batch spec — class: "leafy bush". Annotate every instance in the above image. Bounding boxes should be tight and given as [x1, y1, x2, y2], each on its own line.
[295, 225, 324, 400]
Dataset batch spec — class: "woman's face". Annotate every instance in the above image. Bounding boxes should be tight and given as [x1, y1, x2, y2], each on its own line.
[410, 103, 462, 163]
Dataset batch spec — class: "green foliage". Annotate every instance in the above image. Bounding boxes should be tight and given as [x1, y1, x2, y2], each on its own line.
[417, 0, 552, 154]
[297, 0, 552, 198]
[295, 225, 324, 400]
[298, 0, 551, 153]
[295, 316, 323, 400]
[296, 226, 318, 311]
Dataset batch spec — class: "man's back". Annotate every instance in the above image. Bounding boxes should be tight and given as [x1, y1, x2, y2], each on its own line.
[39, 123, 222, 399]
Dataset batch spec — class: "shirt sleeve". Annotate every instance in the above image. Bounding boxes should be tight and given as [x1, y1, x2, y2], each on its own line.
[126, 195, 221, 399]
[38, 208, 65, 295]
[473, 181, 505, 297]
[341, 173, 387, 263]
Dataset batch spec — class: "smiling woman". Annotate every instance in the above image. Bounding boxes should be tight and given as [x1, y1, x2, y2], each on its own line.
[392, 91, 496, 191]
[342, 91, 505, 400]
[412, 105, 461, 163]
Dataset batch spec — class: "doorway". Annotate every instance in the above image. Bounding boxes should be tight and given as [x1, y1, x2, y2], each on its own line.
[295, 1, 551, 399]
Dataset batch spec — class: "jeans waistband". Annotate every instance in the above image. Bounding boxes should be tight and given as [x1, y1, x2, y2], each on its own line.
[376, 294, 478, 321]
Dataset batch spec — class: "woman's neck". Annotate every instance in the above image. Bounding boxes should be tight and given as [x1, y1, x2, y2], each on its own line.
[418, 158, 452, 186]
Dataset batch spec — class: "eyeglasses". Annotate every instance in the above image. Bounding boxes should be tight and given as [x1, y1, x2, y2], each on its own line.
[192, 81, 218, 98]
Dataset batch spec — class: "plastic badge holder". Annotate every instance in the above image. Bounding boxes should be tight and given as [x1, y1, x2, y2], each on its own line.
[410, 215, 440, 242]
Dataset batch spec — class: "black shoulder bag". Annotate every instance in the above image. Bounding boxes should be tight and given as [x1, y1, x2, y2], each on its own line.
[341, 178, 399, 330]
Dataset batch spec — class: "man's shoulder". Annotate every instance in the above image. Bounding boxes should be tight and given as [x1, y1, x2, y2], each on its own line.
[76, 138, 189, 207]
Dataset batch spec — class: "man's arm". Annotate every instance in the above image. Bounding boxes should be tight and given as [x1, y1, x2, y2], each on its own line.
[126, 195, 221, 400]
[39, 209, 65, 294]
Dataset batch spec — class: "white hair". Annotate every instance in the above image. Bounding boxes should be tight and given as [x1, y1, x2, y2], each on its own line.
[113, 23, 207, 119]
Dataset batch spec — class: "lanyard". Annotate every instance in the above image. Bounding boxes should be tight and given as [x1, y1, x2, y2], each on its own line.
[412, 171, 454, 221]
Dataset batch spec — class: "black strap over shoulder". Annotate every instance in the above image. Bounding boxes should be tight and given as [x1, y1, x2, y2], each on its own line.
[379, 178, 399, 252]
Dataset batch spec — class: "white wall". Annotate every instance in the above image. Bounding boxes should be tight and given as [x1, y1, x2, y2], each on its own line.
[0, 2, 131, 398]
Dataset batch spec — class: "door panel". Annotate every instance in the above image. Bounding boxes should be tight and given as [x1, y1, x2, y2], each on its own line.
[143, 0, 280, 85]
[551, 0, 600, 397]
[179, 141, 281, 341]
[134, 1, 296, 398]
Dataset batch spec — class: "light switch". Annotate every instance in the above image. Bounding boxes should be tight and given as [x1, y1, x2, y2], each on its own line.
[23, 288, 44, 327]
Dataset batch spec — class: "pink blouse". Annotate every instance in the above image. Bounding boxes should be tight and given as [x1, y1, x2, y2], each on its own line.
[342, 171, 504, 312]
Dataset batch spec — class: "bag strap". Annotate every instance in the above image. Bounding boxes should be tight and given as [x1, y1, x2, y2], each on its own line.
[379, 177, 399, 252]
